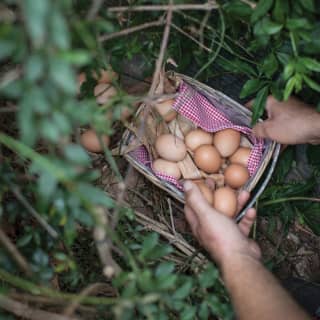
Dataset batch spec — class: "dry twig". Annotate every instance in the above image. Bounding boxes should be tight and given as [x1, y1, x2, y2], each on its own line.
[93, 207, 121, 278]
[99, 17, 165, 42]
[0, 294, 80, 320]
[171, 23, 211, 53]
[86, 0, 104, 20]
[108, 3, 219, 13]
[64, 283, 113, 316]
[148, 4, 173, 95]
[9, 183, 58, 238]
[0, 227, 32, 276]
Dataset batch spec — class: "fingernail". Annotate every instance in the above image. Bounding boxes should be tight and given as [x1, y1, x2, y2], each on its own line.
[183, 181, 193, 191]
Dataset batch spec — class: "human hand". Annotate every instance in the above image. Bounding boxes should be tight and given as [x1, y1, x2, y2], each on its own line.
[184, 181, 261, 271]
[250, 96, 320, 145]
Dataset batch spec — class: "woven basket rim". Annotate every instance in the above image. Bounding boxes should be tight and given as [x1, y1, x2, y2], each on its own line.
[120, 72, 281, 220]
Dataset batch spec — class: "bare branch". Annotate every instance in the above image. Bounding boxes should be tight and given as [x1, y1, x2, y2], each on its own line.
[0, 105, 18, 113]
[9, 183, 59, 239]
[148, 4, 173, 95]
[108, 3, 219, 13]
[93, 207, 121, 278]
[0, 294, 80, 320]
[86, 0, 104, 20]
[171, 23, 211, 53]
[0, 227, 32, 276]
[64, 283, 112, 316]
[99, 17, 164, 42]
[199, 11, 211, 49]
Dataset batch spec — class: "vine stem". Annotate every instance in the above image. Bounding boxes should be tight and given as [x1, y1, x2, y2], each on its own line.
[108, 3, 219, 13]
[0, 268, 159, 306]
[194, 9, 225, 79]
[0, 295, 80, 320]
[99, 17, 165, 42]
[260, 196, 320, 207]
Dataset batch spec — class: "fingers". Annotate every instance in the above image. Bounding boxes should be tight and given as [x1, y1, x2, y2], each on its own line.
[183, 181, 216, 220]
[184, 205, 199, 235]
[252, 121, 271, 139]
[245, 99, 253, 109]
[238, 208, 256, 236]
[237, 190, 250, 212]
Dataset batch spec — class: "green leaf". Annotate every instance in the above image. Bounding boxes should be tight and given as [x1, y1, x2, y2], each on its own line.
[25, 54, 45, 82]
[16, 234, 33, 247]
[76, 183, 114, 207]
[63, 144, 90, 165]
[40, 120, 60, 142]
[49, 57, 77, 94]
[299, 0, 315, 12]
[272, 0, 289, 22]
[240, 79, 265, 98]
[180, 305, 197, 320]
[18, 99, 37, 146]
[286, 18, 312, 30]
[198, 264, 219, 288]
[21, 0, 50, 47]
[49, 6, 70, 50]
[155, 262, 174, 277]
[252, 86, 269, 124]
[139, 233, 159, 259]
[38, 170, 57, 199]
[254, 17, 283, 36]
[198, 302, 209, 319]
[277, 52, 290, 65]
[303, 75, 320, 93]
[59, 50, 90, 66]
[251, 0, 274, 23]
[157, 274, 177, 290]
[224, 0, 252, 18]
[173, 280, 193, 300]
[283, 61, 295, 80]
[262, 53, 279, 78]
[299, 57, 320, 72]
[283, 77, 296, 100]
[0, 40, 15, 61]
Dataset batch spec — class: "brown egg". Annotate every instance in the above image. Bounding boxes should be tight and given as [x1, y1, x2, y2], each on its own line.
[80, 129, 110, 153]
[94, 69, 118, 84]
[194, 181, 214, 205]
[230, 147, 251, 167]
[194, 145, 221, 173]
[77, 72, 86, 93]
[213, 129, 241, 157]
[94, 83, 117, 105]
[213, 187, 237, 218]
[224, 164, 249, 189]
[185, 129, 213, 151]
[155, 99, 177, 122]
[153, 159, 181, 179]
[155, 134, 187, 162]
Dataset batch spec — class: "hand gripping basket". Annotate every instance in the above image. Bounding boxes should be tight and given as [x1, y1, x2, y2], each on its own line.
[120, 72, 280, 222]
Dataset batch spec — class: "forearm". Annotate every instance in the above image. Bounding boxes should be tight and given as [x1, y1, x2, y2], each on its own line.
[221, 255, 310, 320]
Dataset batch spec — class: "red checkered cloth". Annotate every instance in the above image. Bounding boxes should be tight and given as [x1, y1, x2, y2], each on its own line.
[130, 81, 265, 190]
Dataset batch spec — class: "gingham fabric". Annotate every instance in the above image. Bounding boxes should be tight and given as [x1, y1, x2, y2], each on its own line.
[130, 81, 265, 189]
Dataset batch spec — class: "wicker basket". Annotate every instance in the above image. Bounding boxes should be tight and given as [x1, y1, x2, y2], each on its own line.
[120, 72, 281, 221]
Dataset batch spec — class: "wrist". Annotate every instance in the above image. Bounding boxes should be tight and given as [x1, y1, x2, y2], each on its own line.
[309, 112, 320, 144]
[220, 252, 262, 284]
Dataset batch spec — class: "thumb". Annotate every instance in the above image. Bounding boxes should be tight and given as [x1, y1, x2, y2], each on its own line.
[183, 181, 216, 220]
[252, 121, 271, 139]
